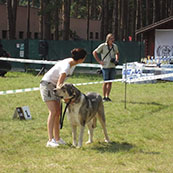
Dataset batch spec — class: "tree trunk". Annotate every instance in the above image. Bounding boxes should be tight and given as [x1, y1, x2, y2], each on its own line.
[160, 0, 165, 19]
[167, 0, 172, 16]
[126, 0, 132, 39]
[155, 0, 160, 21]
[133, 0, 137, 40]
[139, 0, 143, 27]
[120, 0, 125, 40]
[90, 0, 97, 19]
[27, 0, 31, 39]
[6, 0, 18, 39]
[54, 6, 59, 40]
[103, 0, 109, 37]
[165, 0, 168, 17]
[87, 0, 90, 40]
[112, 0, 118, 40]
[171, 0, 173, 16]
[43, 0, 51, 40]
[62, 0, 71, 40]
[145, 0, 149, 25]
[117, 0, 121, 40]
[123, 0, 128, 40]
[100, 0, 104, 40]
[100, 0, 109, 40]
[40, 0, 44, 39]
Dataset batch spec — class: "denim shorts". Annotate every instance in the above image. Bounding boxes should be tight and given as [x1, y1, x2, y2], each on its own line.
[102, 68, 116, 81]
[40, 81, 60, 102]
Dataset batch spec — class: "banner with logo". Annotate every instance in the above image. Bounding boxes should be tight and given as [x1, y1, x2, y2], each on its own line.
[155, 29, 173, 57]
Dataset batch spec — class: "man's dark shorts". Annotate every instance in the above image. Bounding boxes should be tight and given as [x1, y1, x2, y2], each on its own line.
[102, 68, 116, 81]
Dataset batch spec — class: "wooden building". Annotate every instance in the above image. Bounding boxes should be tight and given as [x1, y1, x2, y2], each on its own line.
[136, 16, 173, 57]
[0, 4, 100, 40]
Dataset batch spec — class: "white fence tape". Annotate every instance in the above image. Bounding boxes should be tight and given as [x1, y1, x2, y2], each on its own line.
[0, 73, 173, 95]
[0, 57, 122, 69]
[1, 57, 173, 95]
[0, 79, 123, 95]
[1, 57, 172, 71]
[0, 87, 39, 95]
[0, 57, 57, 65]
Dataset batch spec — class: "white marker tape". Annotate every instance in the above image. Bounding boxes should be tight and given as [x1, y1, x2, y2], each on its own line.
[0, 57, 123, 69]
[1, 73, 173, 95]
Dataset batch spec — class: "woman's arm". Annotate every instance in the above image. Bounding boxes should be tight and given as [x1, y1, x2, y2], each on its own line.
[56, 73, 66, 88]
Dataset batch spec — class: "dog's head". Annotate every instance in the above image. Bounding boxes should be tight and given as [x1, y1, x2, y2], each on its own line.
[53, 83, 81, 101]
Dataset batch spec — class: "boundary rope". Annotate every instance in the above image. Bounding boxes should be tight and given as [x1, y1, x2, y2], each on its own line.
[0, 73, 173, 95]
[0, 57, 122, 69]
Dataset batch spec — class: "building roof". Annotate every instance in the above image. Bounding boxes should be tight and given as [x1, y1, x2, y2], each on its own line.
[136, 16, 173, 35]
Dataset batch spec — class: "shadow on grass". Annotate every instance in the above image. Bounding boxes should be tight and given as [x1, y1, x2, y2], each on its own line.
[121, 100, 168, 114]
[90, 141, 134, 153]
[128, 101, 163, 106]
[139, 150, 160, 155]
[90, 141, 161, 155]
[121, 100, 163, 106]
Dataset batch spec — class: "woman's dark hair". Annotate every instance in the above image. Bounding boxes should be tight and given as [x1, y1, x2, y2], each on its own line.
[71, 48, 87, 61]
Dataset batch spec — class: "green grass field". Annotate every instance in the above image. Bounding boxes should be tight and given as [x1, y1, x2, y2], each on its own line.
[0, 72, 173, 173]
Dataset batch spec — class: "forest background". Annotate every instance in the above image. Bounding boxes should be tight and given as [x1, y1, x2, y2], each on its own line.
[0, 0, 173, 41]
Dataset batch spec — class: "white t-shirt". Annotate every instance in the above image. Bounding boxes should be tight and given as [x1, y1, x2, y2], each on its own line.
[42, 58, 76, 85]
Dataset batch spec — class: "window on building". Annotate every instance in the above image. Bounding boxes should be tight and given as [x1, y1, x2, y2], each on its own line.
[95, 32, 99, 39]
[19, 31, 24, 39]
[2, 30, 7, 39]
[34, 32, 39, 39]
[90, 32, 93, 39]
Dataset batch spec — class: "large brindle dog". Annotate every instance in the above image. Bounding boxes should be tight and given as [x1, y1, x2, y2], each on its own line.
[54, 83, 110, 148]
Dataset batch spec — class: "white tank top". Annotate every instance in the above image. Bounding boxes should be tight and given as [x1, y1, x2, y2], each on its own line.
[42, 58, 76, 85]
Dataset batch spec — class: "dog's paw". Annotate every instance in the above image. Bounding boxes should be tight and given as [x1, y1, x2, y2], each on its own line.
[104, 138, 110, 143]
[76, 145, 82, 149]
[85, 140, 93, 145]
[72, 143, 77, 147]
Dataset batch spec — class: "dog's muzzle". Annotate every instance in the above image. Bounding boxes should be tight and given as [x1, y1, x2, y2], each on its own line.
[53, 89, 63, 99]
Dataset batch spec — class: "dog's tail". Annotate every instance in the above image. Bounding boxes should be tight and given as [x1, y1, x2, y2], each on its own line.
[92, 117, 97, 128]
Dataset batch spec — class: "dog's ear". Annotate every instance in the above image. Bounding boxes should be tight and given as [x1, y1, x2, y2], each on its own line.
[66, 84, 74, 96]
[71, 85, 81, 98]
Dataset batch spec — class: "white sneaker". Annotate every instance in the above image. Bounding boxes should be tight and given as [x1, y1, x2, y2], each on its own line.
[46, 139, 59, 147]
[57, 138, 66, 145]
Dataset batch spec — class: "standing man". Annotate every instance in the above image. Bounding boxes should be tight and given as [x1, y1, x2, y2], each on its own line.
[93, 33, 119, 102]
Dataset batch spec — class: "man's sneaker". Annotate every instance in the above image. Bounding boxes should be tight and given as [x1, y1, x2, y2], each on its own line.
[103, 97, 112, 102]
[106, 97, 112, 102]
[57, 138, 66, 145]
[103, 97, 108, 102]
[46, 139, 59, 147]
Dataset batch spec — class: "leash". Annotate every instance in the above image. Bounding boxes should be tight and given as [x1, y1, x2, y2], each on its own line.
[60, 96, 75, 129]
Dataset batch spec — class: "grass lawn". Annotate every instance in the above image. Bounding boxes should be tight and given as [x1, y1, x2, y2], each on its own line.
[0, 71, 173, 173]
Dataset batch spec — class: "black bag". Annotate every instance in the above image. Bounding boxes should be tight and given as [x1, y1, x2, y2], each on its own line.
[110, 58, 119, 65]
[97, 68, 102, 74]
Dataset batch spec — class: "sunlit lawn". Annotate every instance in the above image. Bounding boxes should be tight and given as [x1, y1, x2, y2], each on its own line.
[0, 72, 173, 173]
